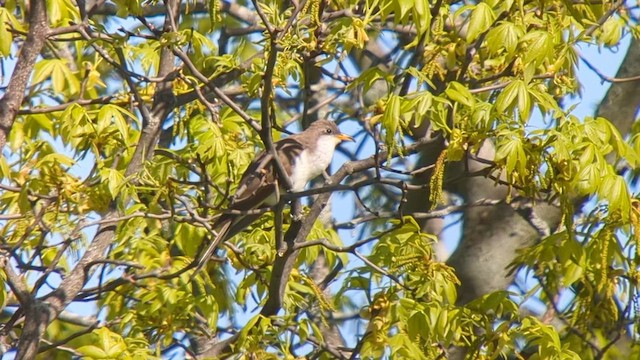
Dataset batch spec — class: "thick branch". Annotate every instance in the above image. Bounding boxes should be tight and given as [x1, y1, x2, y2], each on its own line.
[0, 0, 48, 149]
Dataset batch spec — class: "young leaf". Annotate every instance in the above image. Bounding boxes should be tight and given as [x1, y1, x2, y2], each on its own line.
[485, 21, 522, 56]
[521, 31, 554, 66]
[496, 135, 526, 175]
[445, 81, 475, 107]
[382, 94, 401, 151]
[466, 3, 496, 43]
[0, 9, 13, 56]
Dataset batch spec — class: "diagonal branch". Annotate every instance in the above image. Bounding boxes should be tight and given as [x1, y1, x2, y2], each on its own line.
[172, 48, 262, 133]
[257, 27, 293, 191]
[0, 0, 48, 149]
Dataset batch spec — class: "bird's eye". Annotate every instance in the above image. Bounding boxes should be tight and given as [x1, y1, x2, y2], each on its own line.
[326, 128, 333, 134]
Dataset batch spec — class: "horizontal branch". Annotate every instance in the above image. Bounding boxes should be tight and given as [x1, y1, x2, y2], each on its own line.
[580, 52, 640, 84]
[333, 198, 506, 229]
[17, 96, 119, 115]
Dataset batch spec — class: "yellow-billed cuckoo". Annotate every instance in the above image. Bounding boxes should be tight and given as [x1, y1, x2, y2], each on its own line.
[195, 119, 354, 273]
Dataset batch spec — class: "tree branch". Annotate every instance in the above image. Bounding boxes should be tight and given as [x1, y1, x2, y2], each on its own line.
[0, 0, 48, 149]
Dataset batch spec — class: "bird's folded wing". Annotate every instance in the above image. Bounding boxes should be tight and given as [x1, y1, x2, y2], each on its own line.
[229, 137, 304, 210]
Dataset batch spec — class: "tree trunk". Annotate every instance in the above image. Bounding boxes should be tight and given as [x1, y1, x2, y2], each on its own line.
[448, 38, 640, 305]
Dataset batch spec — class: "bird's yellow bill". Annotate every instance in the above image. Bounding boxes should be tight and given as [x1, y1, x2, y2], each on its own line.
[337, 134, 354, 142]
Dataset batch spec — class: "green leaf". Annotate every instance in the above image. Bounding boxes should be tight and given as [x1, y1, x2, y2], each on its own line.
[517, 81, 532, 121]
[599, 174, 631, 220]
[412, 0, 432, 41]
[395, 0, 414, 20]
[583, 117, 610, 146]
[32, 59, 57, 86]
[0, 9, 13, 56]
[36, 153, 75, 168]
[32, 59, 80, 95]
[466, 3, 496, 42]
[309, 321, 325, 344]
[574, 163, 600, 195]
[0, 156, 10, 179]
[353, 68, 392, 94]
[600, 17, 623, 47]
[485, 21, 522, 55]
[237, 314, 262, 347]
[562, 262, 584, 286]
[100, 168, 125, 198]
[77, 328, 127, 359]
[382, 94, 401, 151]
[18, 185, 30, 214]
[495, 80, 530, 120]
[24, 114, 53, 138]
[471, 102, 493, 129]
[521, 31, 554, 66]
[77, 345, 109, 359]
[496, 135, 526, 175]
[445, 81, 475, 107]
[8, 121, 24, 151]
[298, 318, 310, 342]
[495, 81, 517, 114]
[97, 104, 136, 142]
[112, 0, 142, 17]
[597, 117, 640, 166]
[182, 29, 216, 55]
[47, 0, 80, 25]
[412, 91, 434, 128]
[529, 86, 561, 113]
[407, 310, 429, 341]
[0, 272, 6, 310]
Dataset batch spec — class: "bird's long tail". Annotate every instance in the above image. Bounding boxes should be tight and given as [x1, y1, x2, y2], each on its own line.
[192, 217, 232, 278]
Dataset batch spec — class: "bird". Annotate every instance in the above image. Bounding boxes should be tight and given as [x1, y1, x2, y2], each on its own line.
[194, 119, 354, 274]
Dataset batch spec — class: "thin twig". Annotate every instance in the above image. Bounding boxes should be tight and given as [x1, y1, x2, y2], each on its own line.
[172, 48, 262, 132]
[580, 51, 640, 84]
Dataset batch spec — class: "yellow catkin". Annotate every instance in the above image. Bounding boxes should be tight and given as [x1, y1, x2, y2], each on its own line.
[573, 295, 590, 332]
[302, 0, 321, 27]
[629, 203, 640, 296]
[600, 227, 610, 292]
[310, 0, 321, 25]
[631, 201, 640, 260]
[429, 149, 447, 210]
[301, 0, 313, 16]
[367, 293, 390, 343]
[302, 275, 336, 312]
[391, 254, 422, 269]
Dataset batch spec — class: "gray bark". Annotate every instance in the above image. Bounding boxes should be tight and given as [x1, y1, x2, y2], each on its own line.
[448, 38, 640, 306]
[0, 0, 48, 150]
[447, 142, 562, 305]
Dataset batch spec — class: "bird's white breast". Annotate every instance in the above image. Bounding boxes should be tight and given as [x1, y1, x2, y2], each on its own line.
[289, 135, 341, 192]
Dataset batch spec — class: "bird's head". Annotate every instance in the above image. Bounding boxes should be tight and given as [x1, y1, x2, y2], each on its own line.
[308, 119, 354, 146]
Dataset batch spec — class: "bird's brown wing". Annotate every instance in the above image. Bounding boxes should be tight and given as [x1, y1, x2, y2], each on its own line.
[194, 134, 314, 277]
[228, 136, 305, 211]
